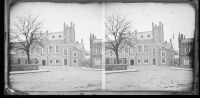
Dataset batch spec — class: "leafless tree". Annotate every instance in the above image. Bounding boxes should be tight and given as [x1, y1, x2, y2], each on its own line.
[10, 15, 45, 64]
[105, 14, 136, 64]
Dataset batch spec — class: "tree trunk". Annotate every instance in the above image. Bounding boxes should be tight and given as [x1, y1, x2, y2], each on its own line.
[116, 51, 119, 64]
[26, 50, 31, 64]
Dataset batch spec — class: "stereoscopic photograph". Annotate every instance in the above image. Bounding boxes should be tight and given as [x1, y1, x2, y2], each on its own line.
[5, 0, 198, 95]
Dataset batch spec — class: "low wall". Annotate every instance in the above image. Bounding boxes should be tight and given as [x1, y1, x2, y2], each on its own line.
[11, 64, 39, 71]
[105, 64, 128, 71]
[91, 65, 102, 69]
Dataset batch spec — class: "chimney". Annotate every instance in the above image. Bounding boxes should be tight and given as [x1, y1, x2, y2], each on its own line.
[170, 38, 172, 43]
[64, 23, 65, 30]
[71, 22, 73, 27]
[81, 39, 83, 43]
[152, 22, 154, 28]
[46, 30, 48, 36]
[159, 21, 161, 27]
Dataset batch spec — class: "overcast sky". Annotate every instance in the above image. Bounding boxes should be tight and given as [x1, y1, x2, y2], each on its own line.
[10, 2, 195, 51]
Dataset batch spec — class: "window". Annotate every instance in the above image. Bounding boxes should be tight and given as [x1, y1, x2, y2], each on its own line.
[161, 51, 166, 57]
[185, 47, 190, 53]
[73, 52, 77, 57]
[147, 34, 150, 37]
[73, 59, 77, 64]
[52, 36, 55, 38]
[122, 47, 125, 53]
[59, 35, 62, 38]
[95, 58, 100, 65]
[37, 48, 40, 53]
[49, 60, 53, 64]
[42, 46, 47, 54]
[55, 45, 59, 53]
[184, 58, 190, 65]
[138, 45, 142, 52]
[144, 59, 149, 64]
[161, 58, 166, 64]
[49, 45, 53, 53]
[137, 59, 141, 64]
[141, 35, 143, 38]
[125, 47, 129, 53]
[119, 47, 122, 53]
[56, 60, 60, 64]
[64, 48, 68, 55]
[110, 51, 113, 56]
[130, 46, 134, 53]
[152, 48, 156, 55]
[144, 45, 148, 52]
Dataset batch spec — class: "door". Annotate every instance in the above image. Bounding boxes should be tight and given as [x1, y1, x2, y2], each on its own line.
[64, 59, 67, 65]
[42, 60, 46, 66]
[130, 59, 134, 66]
[153, 58, 156, 65]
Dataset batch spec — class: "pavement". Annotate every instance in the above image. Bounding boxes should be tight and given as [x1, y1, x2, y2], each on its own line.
[9, 65, 193, 92]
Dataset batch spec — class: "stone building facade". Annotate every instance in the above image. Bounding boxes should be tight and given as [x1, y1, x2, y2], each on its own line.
[90, 21, 175, 67]
[10, 22, 86, 66]
[178, 34, 194, 68]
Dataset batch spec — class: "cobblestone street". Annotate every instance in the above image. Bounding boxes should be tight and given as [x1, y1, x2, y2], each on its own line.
[9, 65, 193, 92]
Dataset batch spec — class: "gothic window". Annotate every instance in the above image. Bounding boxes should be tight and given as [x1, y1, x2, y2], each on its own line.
[42, 46, 47, 54]
[64, 48, 68, 55]
[55, 45, 59, 53]
[144, 45, 148, 52]
[185, 47, 190, 53]
[73, 59, 77, 64]
[161, 51, 166, 57]
[161, 58, 166, 64]
[56, 59, 60, 64]
[73, 52, 77, 57]
[49, 60, 53, 64]
[138, 45, 142, 52]
[152, 48, 156, 55]
[110, 51, 113, 56]
[144, 59, 149, 64]
[184, 58, 190, 65]
[49, 45, 53, 53]
[130, 46, 134, 53]
[125, 47, 129, 53]
[137, 59, 141, 64]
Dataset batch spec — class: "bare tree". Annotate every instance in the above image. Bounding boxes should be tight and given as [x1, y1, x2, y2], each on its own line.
[105, 14, 136, 64]
[10, 15, 45, 64]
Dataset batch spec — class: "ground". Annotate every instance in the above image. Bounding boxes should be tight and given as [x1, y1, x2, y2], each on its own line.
[9, 65, 193, 92]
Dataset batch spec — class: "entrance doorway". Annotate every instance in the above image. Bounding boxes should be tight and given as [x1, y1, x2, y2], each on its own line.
[153, 58, 156, 65]
[64, 59, 67, 65]
[130, 59, 134, 66]
[42, 60, 46, 66]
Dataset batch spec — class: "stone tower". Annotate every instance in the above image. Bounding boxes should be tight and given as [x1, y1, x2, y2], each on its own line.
[152, 21, 164, 43]
[63, 22, 75, 44]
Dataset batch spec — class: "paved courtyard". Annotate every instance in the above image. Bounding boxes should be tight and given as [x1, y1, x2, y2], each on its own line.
[9, 65, 193, 92]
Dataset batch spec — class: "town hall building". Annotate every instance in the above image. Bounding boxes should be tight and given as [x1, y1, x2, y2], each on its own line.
[10, 22, 86, 66]
[90, 21, 175, 67]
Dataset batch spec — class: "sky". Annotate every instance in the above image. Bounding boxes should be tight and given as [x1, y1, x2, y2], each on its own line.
[10, 2, 195, 51]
